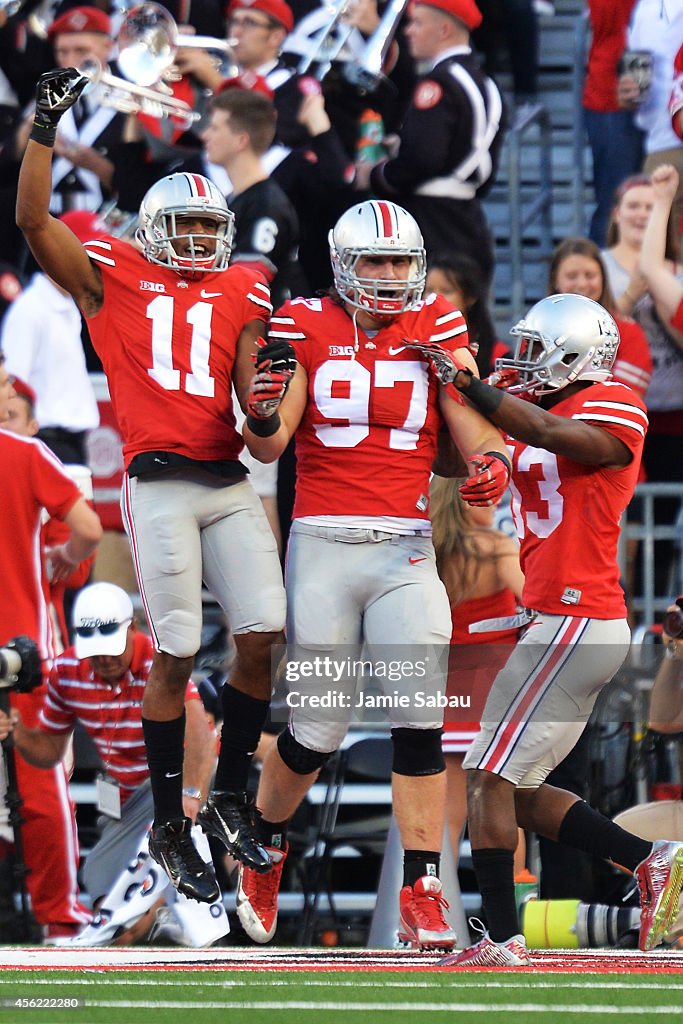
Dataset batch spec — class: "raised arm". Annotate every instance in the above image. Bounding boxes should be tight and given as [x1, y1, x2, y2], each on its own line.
[16, 69, 103, 315]
[639, 164, 683, 328]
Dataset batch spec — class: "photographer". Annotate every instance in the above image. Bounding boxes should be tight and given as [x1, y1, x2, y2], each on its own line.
[0, 352, 102, 941]
[0, 582, 223, 947]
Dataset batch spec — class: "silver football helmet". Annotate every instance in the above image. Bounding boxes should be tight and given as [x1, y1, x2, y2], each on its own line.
[329, 200, 426, 317]
[136, 172, 234, 277]
[497, 293, 620, 395]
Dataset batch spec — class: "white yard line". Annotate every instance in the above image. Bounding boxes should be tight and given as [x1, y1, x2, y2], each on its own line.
[2, 978, 683, 991]
[58, 1000, 683, 1014]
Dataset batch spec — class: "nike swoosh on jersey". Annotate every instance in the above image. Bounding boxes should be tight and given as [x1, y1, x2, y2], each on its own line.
[388, 345, 407, 355]
[200, 289, 222, 298]
[408, 557, 427, 564]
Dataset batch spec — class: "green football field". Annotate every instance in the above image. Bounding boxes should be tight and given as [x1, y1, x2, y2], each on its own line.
[1, 947, 682, 1024]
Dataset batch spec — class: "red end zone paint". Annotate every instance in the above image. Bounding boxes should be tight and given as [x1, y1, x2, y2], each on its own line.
[1, 949, 682, 974]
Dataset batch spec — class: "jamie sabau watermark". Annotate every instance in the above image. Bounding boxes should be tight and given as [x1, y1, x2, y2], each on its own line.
[271, 643, 475, 725]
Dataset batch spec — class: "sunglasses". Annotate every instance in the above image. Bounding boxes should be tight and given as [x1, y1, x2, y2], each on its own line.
[75, 620, 129, 639]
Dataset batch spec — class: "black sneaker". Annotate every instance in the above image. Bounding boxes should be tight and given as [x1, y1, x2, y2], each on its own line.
[197, 791, 272, 873]
[148, 817, 220, 903]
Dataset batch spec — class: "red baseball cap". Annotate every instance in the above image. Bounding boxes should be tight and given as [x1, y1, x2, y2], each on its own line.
[59, 210, 108, 243]
[226, 0, 294, 33]
[48, 6, 111, 39]
[410, 0, 482, 29]
[9, 375, 37, 407]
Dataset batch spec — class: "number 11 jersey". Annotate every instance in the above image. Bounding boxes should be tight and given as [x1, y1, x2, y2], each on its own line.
[83, 236, 272, 468]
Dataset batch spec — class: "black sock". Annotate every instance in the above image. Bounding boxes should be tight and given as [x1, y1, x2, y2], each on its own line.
[142, 713, 185, 826]
[214, 687, 271, 792]
[403, 850, 441, 888]
[558, 801, 652, 872]
[471, 847, 519, 943]
[255, 817, 289, 850]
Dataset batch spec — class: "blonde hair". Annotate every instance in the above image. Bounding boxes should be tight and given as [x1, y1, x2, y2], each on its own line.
[430, 476, 485, 605]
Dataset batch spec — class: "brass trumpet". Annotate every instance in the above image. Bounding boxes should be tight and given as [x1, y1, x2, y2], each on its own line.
[117, 2, 237, 87]
[79, 57, 200, 128]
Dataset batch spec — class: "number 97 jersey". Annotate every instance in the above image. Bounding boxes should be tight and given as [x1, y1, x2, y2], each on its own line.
[84, 236, 272, 468]
[271, 292, 470, 521]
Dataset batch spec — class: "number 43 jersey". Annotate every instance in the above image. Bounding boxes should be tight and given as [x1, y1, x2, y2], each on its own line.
[508, 381, 648, 619]
[83, 236, 272, 468]
[271, 293, 469, 520]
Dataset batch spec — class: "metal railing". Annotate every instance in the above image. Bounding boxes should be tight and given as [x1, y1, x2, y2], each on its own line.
[570, 10, 590, 236]
[619, 482, 683, 627]
[506, 102, 554, 322]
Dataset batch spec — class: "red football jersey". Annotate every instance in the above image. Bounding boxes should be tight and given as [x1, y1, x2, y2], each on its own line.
[271, 294, 470, 519]
[507, 382, 647, 618]
[83, 237, 272, 467]
[0, 432, 81, 658]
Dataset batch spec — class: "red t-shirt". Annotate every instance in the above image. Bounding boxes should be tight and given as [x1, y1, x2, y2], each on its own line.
[508, 382, 646, 618]
[83, 237, 271, 468]
[0, 431, 80, 658]
[271, 293, 471, 520]
[582, 0, 639, 113]
[612, 315, 653, 397]
[40, 632, 200, 803]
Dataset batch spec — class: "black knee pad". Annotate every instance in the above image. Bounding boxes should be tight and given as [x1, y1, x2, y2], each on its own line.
[277, 728, 334, 775]
[391, 727, 445, 776]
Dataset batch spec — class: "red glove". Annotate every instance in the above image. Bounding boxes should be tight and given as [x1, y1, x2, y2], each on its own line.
[247, 370, 293, 419]
[459, 453, 511, 507]
[247, 337, 296, 419]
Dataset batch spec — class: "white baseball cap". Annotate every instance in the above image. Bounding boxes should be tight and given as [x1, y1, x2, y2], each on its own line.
[72, 582, 134, 660]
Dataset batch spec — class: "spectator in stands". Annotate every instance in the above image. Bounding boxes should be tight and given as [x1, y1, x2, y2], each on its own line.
[0, 582, 223, 947]
[603, 170, 683, 593]
[363, 0, 505, 286]
[0, 210, 101, 465]
[548, 237, 652, 398]
[426, 253, 501, 375]
[0, 352, 102, 942]
[620, 0, 683, 245]
[473, 0, 540, 109]
[429, 474, 524, 866]
[583, 0, 643, 247]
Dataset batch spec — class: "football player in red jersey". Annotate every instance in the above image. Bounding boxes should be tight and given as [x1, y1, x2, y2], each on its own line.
[17, 68, 289, 904]
[425, 292, 683, 966]
[235, 198, 512, 949]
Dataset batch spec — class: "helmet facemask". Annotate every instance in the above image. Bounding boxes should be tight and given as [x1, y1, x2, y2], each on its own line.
[136, 174, 235, 279]
[328, 201, 427, 319]
[496, 294, 620, 396]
